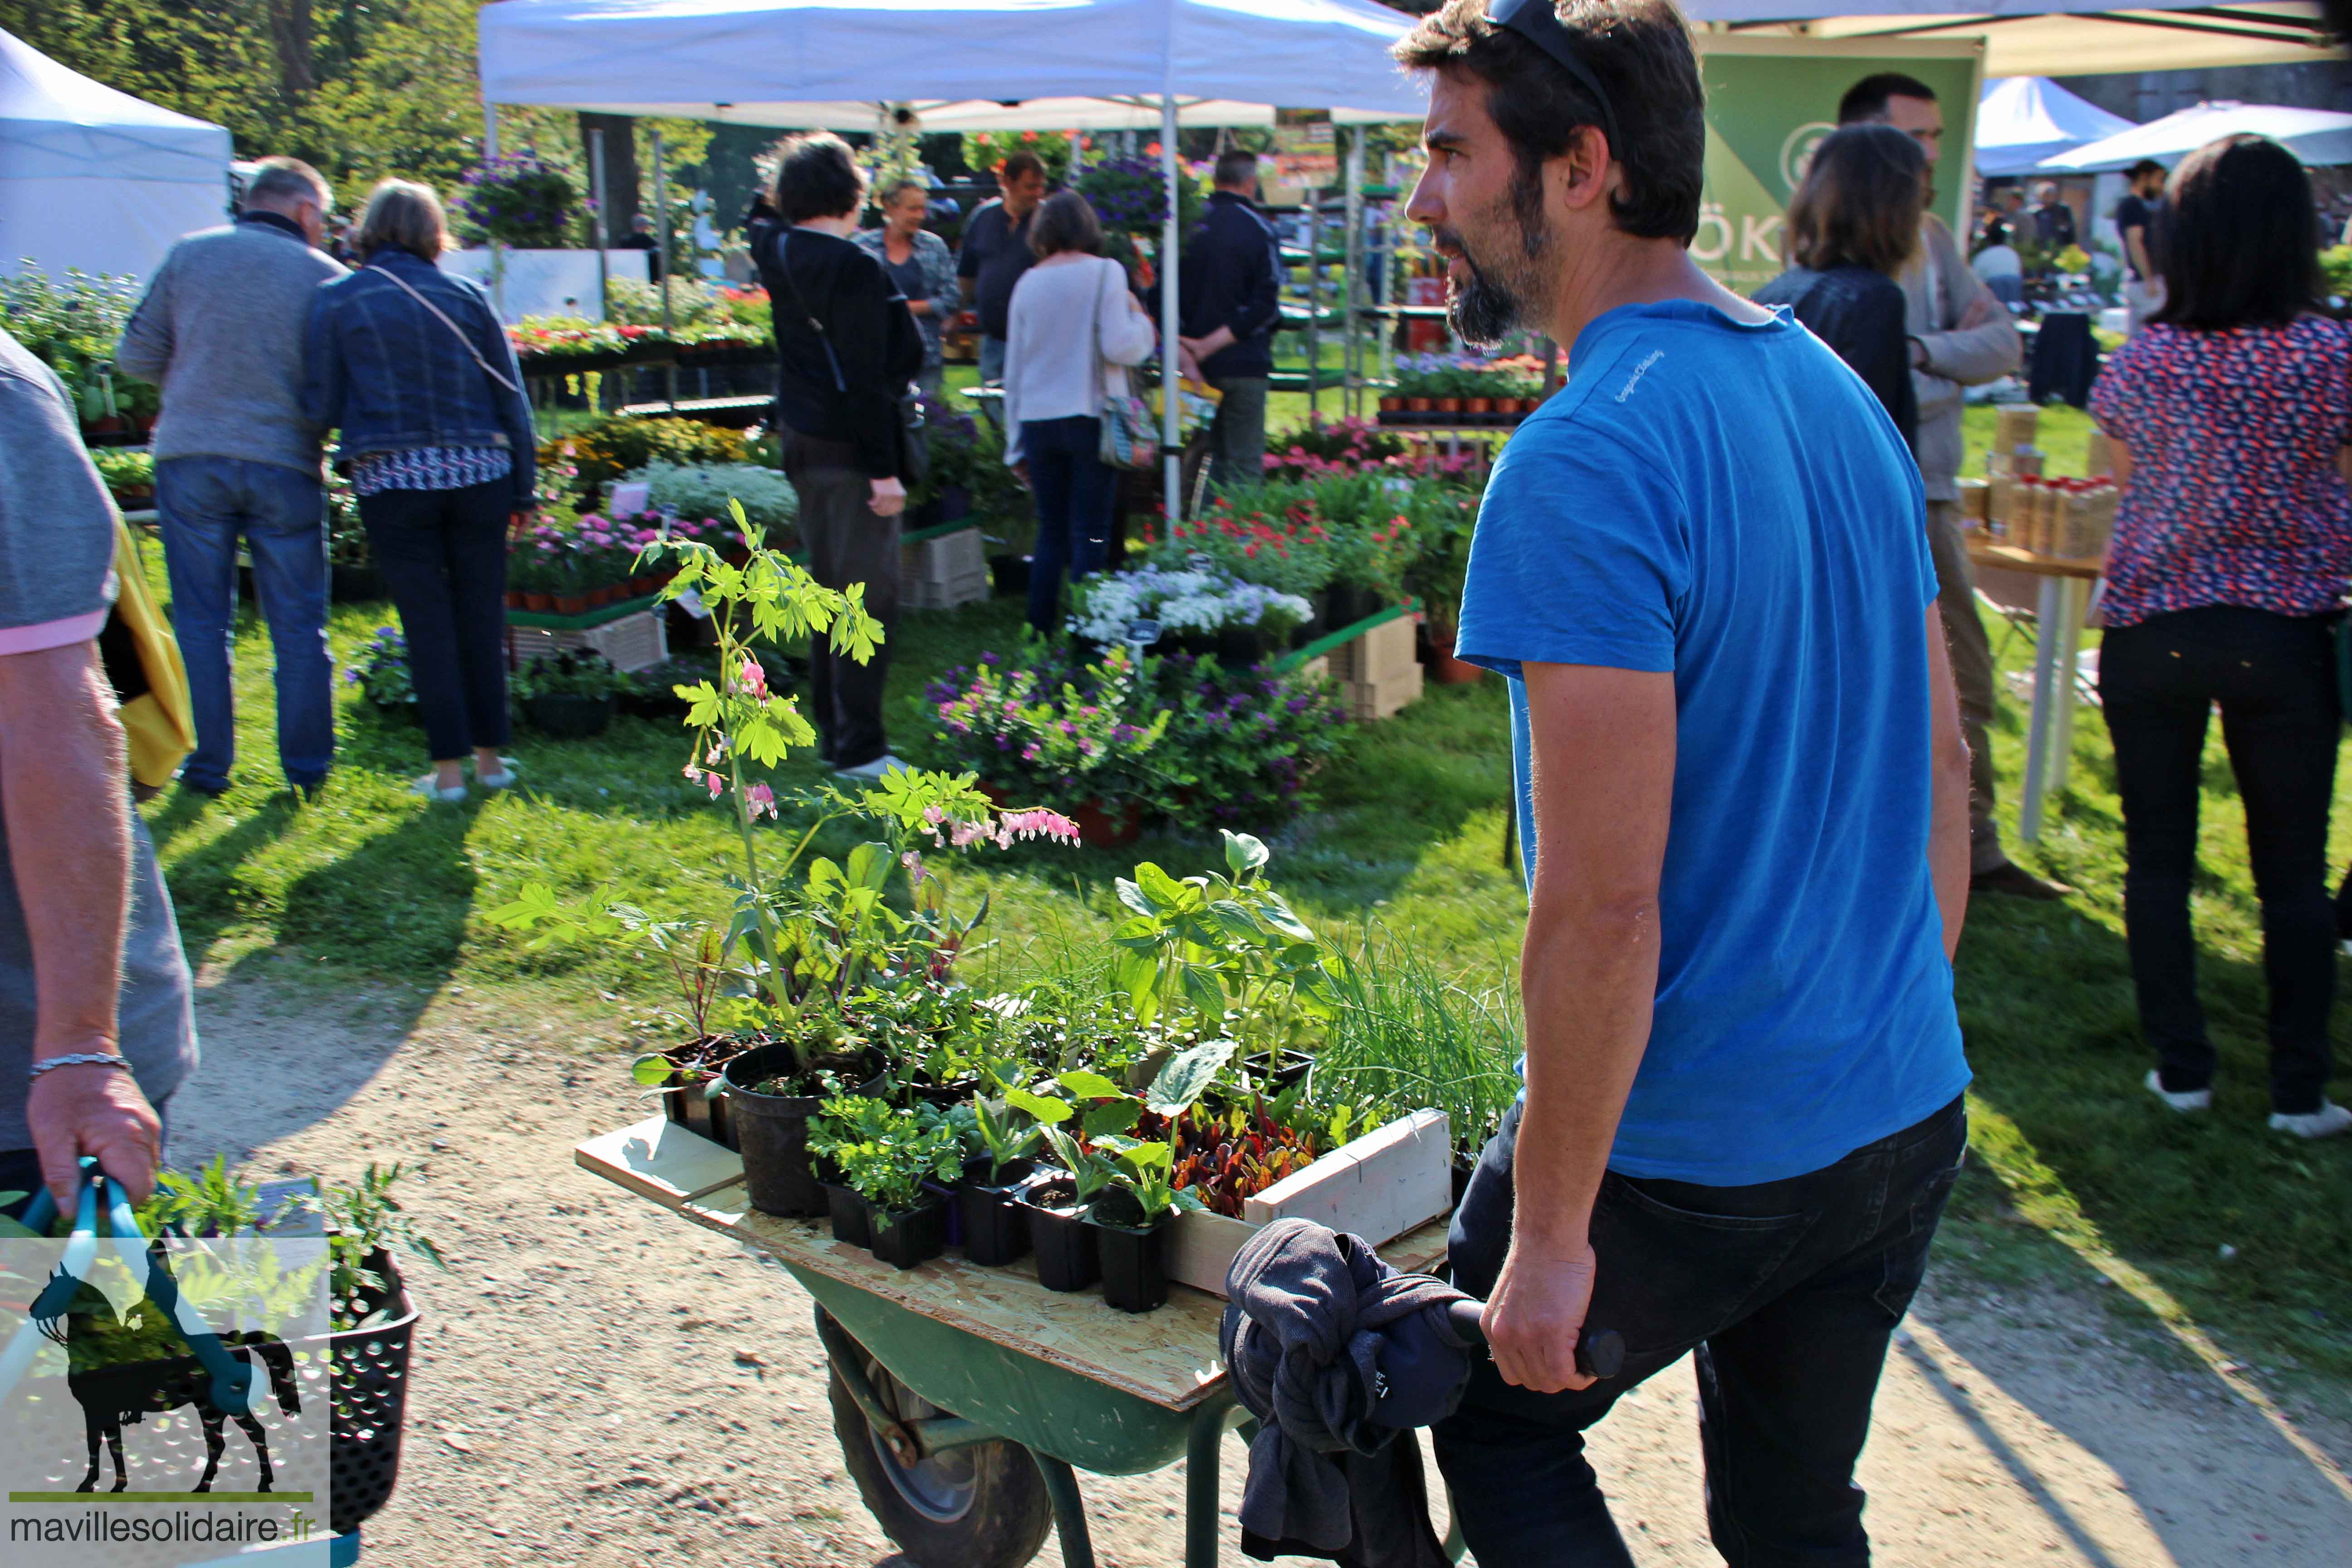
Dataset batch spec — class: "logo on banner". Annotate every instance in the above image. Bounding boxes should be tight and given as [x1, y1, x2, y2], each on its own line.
[1779, 121, 1837, 194]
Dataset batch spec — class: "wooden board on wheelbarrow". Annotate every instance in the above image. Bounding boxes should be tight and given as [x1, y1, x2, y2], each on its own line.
[578, 1117, 1450, 1413]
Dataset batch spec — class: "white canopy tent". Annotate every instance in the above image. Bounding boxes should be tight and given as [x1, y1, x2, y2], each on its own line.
[477, 0, 1426, 501]
[2040, 98, 2352, 170]
[1973, 74, 2133, 175]
[1681, 1, 2332, 78]
[0, 27, 235, 281]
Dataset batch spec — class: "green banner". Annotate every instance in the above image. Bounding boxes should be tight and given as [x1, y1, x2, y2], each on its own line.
[1696, 39, 1983, 294]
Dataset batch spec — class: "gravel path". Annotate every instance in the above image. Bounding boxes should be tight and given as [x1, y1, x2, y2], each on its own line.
[167, 969, 2352, 1568]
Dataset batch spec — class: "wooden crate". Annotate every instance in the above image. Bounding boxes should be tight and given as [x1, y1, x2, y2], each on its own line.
[1327, 615, 1417, 684]
[905, 525, 985, 585]
[508, 608, 667, 672]
[904, 569, 991, 611]
[1344, 662, 1423, 722]
[1165, 1109, 1451, 1297]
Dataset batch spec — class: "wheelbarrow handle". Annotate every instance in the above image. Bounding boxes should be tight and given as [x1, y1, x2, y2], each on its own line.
[1446, 1298, 1626, 1381]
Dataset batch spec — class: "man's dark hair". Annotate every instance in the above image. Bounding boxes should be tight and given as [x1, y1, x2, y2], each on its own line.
[2153, 134, 2322, 332]
[1028, 189, 1103, 259]
[999, 151, 1046, 185]
[1838, 72, 1937, 127]
[1785, 124, 1925, 276]
[773, 132, 867, 223]
[1213, 149, 1259, 189]
[244, 156, 329, 212]
[1393, 0, 1706, 244]
[2125, 159, 2166, 182]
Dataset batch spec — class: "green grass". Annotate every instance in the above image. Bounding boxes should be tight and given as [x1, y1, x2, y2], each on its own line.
[141, 395, 2351, 1420]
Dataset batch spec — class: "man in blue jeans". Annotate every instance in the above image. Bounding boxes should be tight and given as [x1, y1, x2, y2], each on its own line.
[118, 156, 347, 798]
[1395, 4, 1974, 1563]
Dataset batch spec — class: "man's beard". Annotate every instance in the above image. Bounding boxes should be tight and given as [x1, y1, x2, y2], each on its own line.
[1439, 167, 1551, 351]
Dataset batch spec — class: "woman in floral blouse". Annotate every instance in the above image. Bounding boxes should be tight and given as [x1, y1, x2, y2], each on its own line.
[2089, 134, 2352, 1140]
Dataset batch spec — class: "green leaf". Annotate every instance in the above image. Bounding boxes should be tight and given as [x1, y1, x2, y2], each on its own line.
[1222, 830, 1269, 876]
[1005, 1086, 1072, 1125]
[1133, 862, 1190, 913]
[1206, 900, 1263, 944]
[845, 842, 892, 892]
[1115, 878, 1156, 919]
[1258, 896, 1318, 944]
[1180, 965, 1227, 1024]
[1082, 1099, 1142, 1138]
[1056, 1069, 1126, 1101]
[1144, 1042, 1236, 1118]
[677, 680, 723, 728]
[629, 1054, 676, 1088]
[483, 882, 564, 929]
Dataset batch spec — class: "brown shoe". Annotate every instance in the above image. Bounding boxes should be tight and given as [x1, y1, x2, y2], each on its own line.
[1972, 862, 2073, 901]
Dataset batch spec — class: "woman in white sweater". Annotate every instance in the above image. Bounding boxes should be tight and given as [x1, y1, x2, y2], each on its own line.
[1001, 190, 1157, 633]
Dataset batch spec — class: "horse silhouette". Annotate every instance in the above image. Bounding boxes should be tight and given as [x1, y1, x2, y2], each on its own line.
[38, 1281, 303, 1494]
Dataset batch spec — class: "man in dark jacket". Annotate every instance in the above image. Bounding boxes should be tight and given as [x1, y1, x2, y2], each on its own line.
[1177, 151, 1284, 490]
[956, 152, 1048, 391]
[745, 134, 924, 781]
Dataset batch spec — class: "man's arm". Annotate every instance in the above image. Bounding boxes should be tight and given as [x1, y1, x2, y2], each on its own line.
[1913, 221, 2021, 388]
[1481, 661, 1675, 1395]
[0, 641, 161, 1207]
[2123, 222, 2153, 283]
[1923, 606, 1971, 959]
[114, 256, 173, 385]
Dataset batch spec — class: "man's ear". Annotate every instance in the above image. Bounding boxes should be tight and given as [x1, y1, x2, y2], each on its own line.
[1553, 124, 1617, 216]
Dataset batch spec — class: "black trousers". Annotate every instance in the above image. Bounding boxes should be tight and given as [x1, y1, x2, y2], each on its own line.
[2099, 604, 2340, 1114]
[784, 433, 899, 769]
[360, 480, 512, 763]
[1434, 1095, 1967, 1568]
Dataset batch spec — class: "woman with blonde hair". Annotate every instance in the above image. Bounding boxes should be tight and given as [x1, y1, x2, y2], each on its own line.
[304, 179, 535, 801]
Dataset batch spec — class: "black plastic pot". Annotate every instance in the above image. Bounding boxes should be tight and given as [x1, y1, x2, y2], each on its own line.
[1325, 582, 1383, 633]
[958, 1161, 1035, 1267]
[909, 1076, 981, 1107]
[989, 552, 1030, 597]
[724, 1042, 882, 1219]
[1291, 590, 1330, 650]
[869, 1201, 950, 1270]
[658, 1035, 746, 1149]
[823, 1182, 872, 1248]
[1022, 1186, 1100, 1292]
[1087, 1215, 1170, 1313]
[525, 691, 615, 739]
[1216, 624, 1271, 668]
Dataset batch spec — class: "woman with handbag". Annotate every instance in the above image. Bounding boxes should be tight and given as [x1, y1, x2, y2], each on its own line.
[747, 133, 926, 780]
[2088, 135, 2352, 1139]
[304, 180, 535, 802]
[1001, 190, 1158, 635]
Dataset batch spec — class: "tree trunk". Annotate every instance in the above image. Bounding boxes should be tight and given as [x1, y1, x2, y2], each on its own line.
[578, 113, 642, 245]
[269, 0, 318, 98]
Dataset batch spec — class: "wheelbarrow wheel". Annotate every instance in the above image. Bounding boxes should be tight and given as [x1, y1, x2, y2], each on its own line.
[827, 1357, 1051, 1568]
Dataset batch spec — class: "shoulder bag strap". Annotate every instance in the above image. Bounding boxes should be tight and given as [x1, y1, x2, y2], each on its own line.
[364, 262, 519, 394]
[1089, 257, 1123, 402]
[776, 230, 849, 394]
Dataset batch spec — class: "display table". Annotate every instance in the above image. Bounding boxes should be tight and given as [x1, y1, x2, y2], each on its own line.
[1965, 537, 2101, 845]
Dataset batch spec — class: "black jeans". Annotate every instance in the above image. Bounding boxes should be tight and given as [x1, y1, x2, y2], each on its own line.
[784, 433, 899, 769]
[2099, 606, 2339, 1115]
[1434, 1094, 1967, 1568]
[1019, 415, 1113, 635]
[361, 480, 513, 763]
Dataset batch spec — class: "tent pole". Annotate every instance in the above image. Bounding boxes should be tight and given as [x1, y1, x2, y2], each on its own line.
[654, 127, 676, 413]
[1159, 96, 1181, 514]
[485, 102, 505, 320]
[590, 127, 610, 343]
[1343, 127, 1364, 421]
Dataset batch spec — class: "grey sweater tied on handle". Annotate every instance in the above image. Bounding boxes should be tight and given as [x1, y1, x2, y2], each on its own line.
[1219, 1217, 1475, 1567]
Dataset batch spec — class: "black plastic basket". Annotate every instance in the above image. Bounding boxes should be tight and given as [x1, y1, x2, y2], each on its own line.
[326, 1249, 420, 1537]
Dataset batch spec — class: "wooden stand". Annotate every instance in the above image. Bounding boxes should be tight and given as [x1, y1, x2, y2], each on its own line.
[1965, 536, 2101, 845]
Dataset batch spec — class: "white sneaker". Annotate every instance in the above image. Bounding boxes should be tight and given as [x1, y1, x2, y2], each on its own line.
[2144, 1069, 2210, 1113]
[411, 774, 467, 803]
[833, 753, 910, 783]
[2268, 1101, 2352, 1139]
[476, 757, 520, 790]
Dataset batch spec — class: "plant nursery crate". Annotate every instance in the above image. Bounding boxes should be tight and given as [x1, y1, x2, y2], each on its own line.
[1344, 662, 1423, 722]
[1326, 614, 1417, 684]
[508, 608, 667, 672]
[903, 568, 991, 611]
[905, 525, 986, 585]
[1166, 1109, 1452, 1298]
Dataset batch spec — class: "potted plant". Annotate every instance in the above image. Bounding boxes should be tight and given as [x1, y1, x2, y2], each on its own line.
[514, 648, 623, 738]
[1019, 1124, 1112, 1292]
[959, 1086, 1043, 1266]
[808, 1096, 965, 1269]
[1083, 1137, 1199, 1313]
[348, 626, 419, 722]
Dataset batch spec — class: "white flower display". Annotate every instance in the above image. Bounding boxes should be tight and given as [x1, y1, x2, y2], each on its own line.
[624, 461, 799, 536]
[1068, 567, 1312, 645]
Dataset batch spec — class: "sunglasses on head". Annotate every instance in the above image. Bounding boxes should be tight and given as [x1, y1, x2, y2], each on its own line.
[1485, 0, 1626, 165]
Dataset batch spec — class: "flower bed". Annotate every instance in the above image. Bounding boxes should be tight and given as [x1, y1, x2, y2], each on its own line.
[1380, 350, 1548, 424]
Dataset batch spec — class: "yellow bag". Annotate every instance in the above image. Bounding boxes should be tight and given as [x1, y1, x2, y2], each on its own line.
[98, 522, 196, 790]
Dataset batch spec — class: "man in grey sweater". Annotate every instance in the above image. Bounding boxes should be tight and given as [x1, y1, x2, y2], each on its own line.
[1840, 74, 2067, 901]
[117, 156, 346, 798]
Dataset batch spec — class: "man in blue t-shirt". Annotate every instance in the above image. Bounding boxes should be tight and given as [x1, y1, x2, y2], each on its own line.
[1394, 4, 1974, 1563]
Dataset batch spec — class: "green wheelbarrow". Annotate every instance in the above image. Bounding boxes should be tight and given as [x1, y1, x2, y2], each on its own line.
[576, 1116, 1460, 1568]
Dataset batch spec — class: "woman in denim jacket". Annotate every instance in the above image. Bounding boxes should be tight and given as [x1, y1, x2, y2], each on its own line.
[304, 181, 536, 802]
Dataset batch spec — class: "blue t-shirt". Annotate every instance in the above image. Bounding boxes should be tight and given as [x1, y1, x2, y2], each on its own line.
[1460, 298, 1967, 1186]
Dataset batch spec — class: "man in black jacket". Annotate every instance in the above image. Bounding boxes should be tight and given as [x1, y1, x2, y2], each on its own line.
[744, 135, 923, 781]
[1177, 151, 1284, 489]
